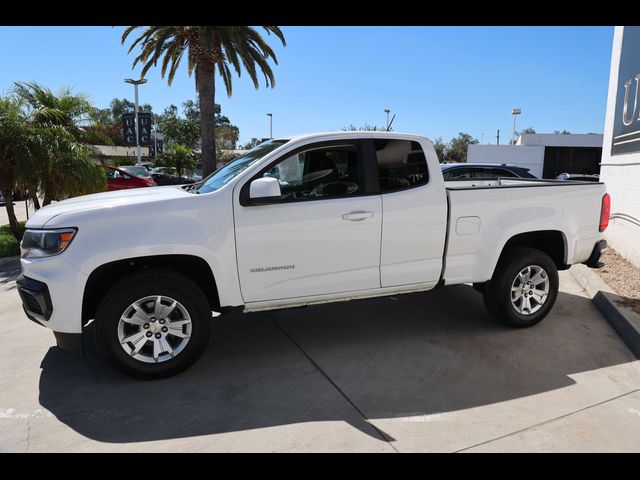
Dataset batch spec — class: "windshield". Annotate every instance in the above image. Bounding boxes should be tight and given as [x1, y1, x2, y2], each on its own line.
[120, 165, 152, 178]
[197, 139, 289, 194]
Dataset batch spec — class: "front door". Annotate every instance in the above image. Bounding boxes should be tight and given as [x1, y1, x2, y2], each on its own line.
[234, 141, 382, 303]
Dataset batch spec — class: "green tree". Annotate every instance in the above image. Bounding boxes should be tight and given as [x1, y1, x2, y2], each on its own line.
[240, 138, 262, 150]
[157, 104, 200, 149]
[342, 123, 389, 131]
[14, 82, 106, 207]
[89, 98, 154, 146]
[510, 127, 536, 144]
[108, 98, 153, 124]
[157, 144, 197, 177]
[445, 132, 478, 163]
[122, 26, 286, 178]
[431, 137, 447, 163]
[157, 99, 239, 153]
[82, 123, 120, 146]
[553, 129, 571, 134]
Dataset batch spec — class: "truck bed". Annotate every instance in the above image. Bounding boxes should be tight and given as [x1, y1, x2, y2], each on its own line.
[442, 178, 607, 285]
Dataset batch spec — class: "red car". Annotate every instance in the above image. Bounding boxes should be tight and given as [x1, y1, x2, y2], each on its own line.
[103, 165, 156, 191]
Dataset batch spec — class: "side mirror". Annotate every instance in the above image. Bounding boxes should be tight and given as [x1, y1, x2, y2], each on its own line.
[249, 177, 282, 205]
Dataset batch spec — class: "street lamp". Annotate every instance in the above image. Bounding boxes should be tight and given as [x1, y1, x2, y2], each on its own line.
[384, 109, 390, 130]
[125, 78, 148, 165]
[511, 108, 522, 145]
[266, 113, 273, 139]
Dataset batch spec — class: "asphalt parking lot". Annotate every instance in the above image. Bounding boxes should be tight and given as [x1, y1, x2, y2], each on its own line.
[1, 268, 640, 452]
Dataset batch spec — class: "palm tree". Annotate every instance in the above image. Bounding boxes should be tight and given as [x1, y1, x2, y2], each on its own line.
[14, 82, 106, 206]
[121, 26, 286, 177]
[0, 97, 31, 239]
[157, 144, 197, 178]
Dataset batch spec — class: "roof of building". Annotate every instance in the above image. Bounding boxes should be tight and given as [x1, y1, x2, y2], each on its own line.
[516, 133, 603, 148]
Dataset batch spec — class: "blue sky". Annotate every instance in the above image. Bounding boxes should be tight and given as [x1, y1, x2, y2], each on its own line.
[0, 26, 614, 145]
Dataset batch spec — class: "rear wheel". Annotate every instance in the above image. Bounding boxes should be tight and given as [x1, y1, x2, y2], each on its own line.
[95, 269, 213, 379]
[483, 247, 559, 328]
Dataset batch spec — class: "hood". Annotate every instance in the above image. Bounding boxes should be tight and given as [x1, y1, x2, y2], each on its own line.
[27, 186, 191, 228]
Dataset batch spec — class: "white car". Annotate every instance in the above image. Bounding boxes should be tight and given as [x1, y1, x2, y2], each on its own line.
[18, 132, 610, 378]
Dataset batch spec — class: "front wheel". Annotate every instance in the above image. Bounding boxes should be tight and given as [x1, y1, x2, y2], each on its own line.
[483, 247, 559, 328]
[95, 269, 213, 379]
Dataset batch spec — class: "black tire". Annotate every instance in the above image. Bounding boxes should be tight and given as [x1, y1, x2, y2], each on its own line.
[95, 269, 213, 379]
[483, 247, 559, 328]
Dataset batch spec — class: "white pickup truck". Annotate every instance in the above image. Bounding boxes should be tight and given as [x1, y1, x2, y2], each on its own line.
[17, 132, 610, 378]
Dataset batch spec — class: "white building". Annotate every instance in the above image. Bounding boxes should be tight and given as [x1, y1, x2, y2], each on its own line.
[90, 145, 149, 158]
[600, 26, 640, 268]
[468, 133, 603, 179]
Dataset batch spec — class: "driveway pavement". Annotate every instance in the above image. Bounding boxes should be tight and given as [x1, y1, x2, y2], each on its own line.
[1, 268, 639, 452]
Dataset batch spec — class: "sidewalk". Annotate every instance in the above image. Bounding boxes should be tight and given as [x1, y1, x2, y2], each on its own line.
[0, 199, 37, 226]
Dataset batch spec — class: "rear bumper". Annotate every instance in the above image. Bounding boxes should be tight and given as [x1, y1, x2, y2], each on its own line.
[584, 239, 607, 269]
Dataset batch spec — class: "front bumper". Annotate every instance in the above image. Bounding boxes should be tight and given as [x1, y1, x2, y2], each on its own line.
[16, 274, 53, 324]
[19, 256, 87, 334]
[584, 239, 608, 269]
[17, 273, 83, 356]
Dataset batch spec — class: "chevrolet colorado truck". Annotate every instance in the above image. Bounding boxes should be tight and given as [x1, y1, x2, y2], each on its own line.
[17, 132, 610, 379]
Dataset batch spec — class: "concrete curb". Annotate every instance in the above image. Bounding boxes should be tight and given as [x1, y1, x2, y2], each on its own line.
[0, 255, 20, 272]
[569, 264, 640, 358]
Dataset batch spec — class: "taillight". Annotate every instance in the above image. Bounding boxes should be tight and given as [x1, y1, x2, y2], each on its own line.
[599, 193, 610, 232]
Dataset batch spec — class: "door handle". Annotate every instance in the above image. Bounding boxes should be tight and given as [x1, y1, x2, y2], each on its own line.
[342, 211, 374, 221]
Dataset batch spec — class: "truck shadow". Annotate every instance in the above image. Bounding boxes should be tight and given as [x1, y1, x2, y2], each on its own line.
[38, 284, 634, 444]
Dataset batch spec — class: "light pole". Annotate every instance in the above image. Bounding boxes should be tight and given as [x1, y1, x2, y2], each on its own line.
[511, 108, 522, 145]
[384, 109, 390, 130]
[125, 78, 148, 165]
[266, 113, 273, 139]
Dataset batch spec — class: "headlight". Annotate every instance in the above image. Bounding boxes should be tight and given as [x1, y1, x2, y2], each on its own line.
[21, 228, 77, 258]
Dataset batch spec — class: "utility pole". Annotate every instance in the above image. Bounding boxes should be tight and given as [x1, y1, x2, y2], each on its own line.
[496, 129, 500, 145]
[384, 109, 390, 130]
[266, 113, 273, 139]
[124, 78, 148, 165]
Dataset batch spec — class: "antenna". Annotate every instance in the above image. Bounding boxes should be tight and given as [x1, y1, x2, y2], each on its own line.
[386, 114, 396, 131]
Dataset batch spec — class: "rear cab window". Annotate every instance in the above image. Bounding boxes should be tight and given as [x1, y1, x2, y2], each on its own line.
[374, 139, 429, 192]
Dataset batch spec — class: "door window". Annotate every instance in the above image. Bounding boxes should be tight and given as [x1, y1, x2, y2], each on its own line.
[443, 167, 473, 180]
[262, 144, 362, 201]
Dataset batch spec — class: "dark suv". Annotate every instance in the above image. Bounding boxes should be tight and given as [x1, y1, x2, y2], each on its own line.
[441, 163, 537, 180]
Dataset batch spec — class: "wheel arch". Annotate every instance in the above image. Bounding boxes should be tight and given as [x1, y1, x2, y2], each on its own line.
[82, 254, 220, 325]
[490, 230, 568, 280]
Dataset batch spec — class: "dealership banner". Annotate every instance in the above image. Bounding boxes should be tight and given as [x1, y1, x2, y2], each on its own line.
[149, 138, 164, 157]
[137, 113, 152, 146]
[122, 113, 136, 146]
[122, 112, 153, 147]
[612, 26, 640, 155]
